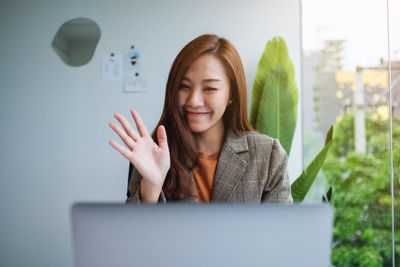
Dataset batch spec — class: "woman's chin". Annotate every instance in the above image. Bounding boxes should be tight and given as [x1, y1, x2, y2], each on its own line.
[189, 127, 207, 134]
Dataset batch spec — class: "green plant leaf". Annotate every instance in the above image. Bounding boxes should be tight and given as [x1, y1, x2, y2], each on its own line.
[291, 125, 334, 202]
[250, 36, 298, 155]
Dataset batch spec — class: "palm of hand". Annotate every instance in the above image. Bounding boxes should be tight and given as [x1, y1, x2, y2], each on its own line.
[128, 134, 170, 187]
[109, 109, 170, 189]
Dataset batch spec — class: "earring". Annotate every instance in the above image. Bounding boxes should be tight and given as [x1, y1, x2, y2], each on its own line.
[228, 100, 232, 105]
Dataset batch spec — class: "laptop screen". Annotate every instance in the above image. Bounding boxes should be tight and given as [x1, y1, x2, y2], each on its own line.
[71, 203, 333, 267]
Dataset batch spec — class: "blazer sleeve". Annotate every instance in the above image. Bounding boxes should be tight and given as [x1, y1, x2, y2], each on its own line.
[261, 138, 293, 203]
[125, 165, 167, 203]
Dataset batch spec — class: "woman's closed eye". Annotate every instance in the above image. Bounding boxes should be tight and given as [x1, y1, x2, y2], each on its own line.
[179, 84, 190, 91]
[204, 87, 217, 92]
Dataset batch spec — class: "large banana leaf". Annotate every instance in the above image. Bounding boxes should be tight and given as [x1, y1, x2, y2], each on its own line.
[291, 125, 334, 202]
[250, 37, 298, 155]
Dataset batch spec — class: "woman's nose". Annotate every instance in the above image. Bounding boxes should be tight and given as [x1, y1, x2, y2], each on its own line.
[186, 88, 203, 107]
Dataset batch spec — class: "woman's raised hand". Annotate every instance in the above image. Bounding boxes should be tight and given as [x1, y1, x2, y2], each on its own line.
[109, 109, 170, 202]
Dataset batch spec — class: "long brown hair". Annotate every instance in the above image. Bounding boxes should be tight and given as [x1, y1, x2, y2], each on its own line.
[152, 34, 253, 200]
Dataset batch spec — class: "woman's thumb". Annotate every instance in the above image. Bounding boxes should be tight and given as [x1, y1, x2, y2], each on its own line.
[157, 125, 168, 150]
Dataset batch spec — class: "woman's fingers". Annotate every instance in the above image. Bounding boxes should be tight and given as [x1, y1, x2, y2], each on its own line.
[109, 140, 132, 160]
[109, 122, 135, 150]
[131, 109, 150, 137]
[114, 113, 141, 141]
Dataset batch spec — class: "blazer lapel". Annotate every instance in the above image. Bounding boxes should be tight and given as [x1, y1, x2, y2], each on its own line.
[211, 131, 248, 201]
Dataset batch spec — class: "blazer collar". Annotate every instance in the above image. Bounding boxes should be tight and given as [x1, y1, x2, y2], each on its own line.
[211, 130, 249, 201]
[223, 130, 249, 153]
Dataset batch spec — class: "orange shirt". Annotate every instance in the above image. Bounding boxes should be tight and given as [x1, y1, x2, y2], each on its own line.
[193, 151, 220, 203]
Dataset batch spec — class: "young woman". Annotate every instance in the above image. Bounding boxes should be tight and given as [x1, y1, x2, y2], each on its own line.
[109, 34, 293, 203]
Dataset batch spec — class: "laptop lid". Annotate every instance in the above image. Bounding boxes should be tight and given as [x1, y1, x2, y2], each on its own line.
[71, 203, 333, 267]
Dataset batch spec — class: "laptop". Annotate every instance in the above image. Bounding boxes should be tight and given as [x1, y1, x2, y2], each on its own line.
[71, 203, 333, 267]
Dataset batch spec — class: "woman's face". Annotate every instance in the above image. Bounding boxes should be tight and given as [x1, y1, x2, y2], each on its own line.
[178, 54, 231, 136]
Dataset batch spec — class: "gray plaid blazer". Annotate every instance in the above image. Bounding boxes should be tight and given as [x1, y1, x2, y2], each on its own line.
[126, 131, 293, 203]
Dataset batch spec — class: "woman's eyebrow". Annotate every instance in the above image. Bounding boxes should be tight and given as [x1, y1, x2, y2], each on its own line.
[181, 77, 221, 83]
[202, 78, 221, 83]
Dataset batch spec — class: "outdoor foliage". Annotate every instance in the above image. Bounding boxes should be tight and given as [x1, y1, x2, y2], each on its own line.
[323, 114, 400, 266]
[251, 36, 400, 266]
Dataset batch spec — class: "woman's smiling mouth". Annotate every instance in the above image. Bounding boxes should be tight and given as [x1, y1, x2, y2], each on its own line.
[185, 110, 210, 117]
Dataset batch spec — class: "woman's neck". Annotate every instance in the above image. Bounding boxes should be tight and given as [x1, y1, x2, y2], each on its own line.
[195, 123, 226, 156]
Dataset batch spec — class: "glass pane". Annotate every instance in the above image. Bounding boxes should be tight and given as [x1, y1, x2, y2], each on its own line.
[301, 0, 395, 265]
[389, 0, 400, 265]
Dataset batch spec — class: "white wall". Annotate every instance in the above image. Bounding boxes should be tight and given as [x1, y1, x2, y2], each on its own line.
[0, 0, 301, 266]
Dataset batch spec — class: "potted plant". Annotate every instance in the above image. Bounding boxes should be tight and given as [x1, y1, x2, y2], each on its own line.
[250, 36, 334, 202]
